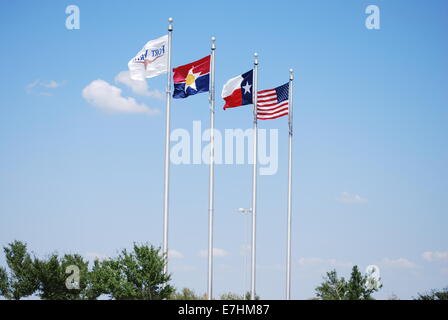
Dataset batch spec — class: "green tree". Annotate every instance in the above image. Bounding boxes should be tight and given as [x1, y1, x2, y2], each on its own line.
[220, 292, 243, 300]
[89, 243, 174, 300]
[33, 253, 91, 300]
[0, 267, 9, 297]
[0, 241, 38, 299]
[315, 270, 347, 300]
[170, 288, 205, 300]
[415, 287, 448, 300]
[243, 291, 260, 300]
[315, 265, 381, 300]
[220, 291, 260, 300]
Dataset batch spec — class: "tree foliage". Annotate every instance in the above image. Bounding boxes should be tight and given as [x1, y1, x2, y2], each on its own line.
[220, 291, 260, 300]
[0, 241, 38, 299]
[33, 253, 91, 300]
[170, 289, 260, 300]
[220, 292, 243, 300]
[0, 241, 173, 300]
[88, 243, 174, 300]
[0, 267, 10, 297]
[170, 288, 206, 300]
[415, 287, 448, 300]
[315, 265, 382, 300]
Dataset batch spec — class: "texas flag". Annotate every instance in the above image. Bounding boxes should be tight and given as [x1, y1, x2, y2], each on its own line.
[221, 70, 253, 109]
[173, 55, 210, 99]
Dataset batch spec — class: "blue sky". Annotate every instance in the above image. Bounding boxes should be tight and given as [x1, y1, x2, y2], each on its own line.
[0, 0, 447, 299]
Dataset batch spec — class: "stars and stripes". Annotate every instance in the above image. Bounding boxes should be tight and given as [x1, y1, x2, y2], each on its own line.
[256, 83, 289, 120]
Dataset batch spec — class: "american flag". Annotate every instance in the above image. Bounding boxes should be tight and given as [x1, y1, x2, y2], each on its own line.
[256, 83, 289, 120]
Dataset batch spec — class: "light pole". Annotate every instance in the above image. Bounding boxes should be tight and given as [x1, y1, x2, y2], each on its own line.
[238, 208, 252, 298]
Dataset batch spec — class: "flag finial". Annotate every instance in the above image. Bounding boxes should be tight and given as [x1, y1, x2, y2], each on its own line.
[289, 69, 294, 80]
[254, 53, 259, 65]
[211, 37, 216, 50]
[168, 17, 173, 31]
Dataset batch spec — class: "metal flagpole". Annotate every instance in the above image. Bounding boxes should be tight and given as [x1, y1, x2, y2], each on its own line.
[286, 69, 294, 300]
[163, 17, 173, 274]
[207, 36, 216, 300]
[250, 53, 259, 300]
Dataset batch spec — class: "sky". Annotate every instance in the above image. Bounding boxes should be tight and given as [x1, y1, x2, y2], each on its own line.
[0, 0, 447, 300]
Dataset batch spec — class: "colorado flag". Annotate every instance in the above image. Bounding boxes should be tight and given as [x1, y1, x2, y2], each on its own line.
[173, 55, 210, 99]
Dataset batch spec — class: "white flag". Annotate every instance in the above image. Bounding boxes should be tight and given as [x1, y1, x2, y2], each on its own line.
[128, 35, 168, 81]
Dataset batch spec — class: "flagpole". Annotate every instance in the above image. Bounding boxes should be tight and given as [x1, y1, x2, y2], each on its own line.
[163, 17, 173, 274]
[207, 36, 216, 300]
[250, 53, 259, 300]
[286, 69, 294, 300]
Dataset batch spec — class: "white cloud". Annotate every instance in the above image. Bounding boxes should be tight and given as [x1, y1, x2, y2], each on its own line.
[82, 79, 159, 115]
[379, 257, 418, 269]
[336, 192, 368, 204]
[298, 257, 325, 265]
[422, 251, 448, 262]
[298, 257, 352, 268]
[199, 248, 229, 258]
[26, 79, 66, 95]
[41, 80, 65, 89]
[168, 249, 184, 259]
[26, 79, 41, 90]
[327, 258, 353, 268]
[115, 71, 163, 99]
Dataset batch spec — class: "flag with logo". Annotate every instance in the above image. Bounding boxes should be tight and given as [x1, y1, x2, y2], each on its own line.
[257, 83, 289, 120]
[128, 35, 168, 81]
[172, 56, 211, 99]
[221, 70, 253, 109]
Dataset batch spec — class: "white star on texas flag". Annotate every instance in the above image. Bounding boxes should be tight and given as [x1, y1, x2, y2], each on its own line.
[242, 81, 252, 94]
